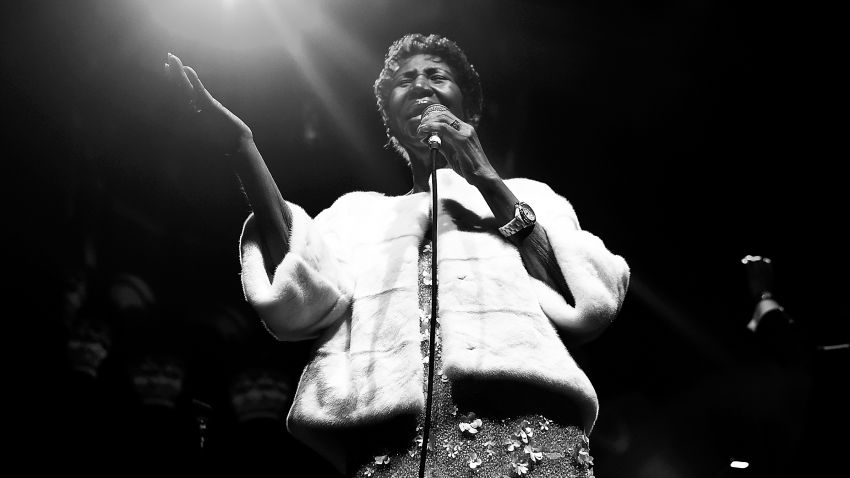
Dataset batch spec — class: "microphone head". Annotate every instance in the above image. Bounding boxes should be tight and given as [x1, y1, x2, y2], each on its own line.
[422, 103, 448, 117]
[420, 104, 447, 149]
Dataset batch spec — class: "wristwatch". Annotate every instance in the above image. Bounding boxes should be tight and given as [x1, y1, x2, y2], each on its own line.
[498, 202, 536, 238]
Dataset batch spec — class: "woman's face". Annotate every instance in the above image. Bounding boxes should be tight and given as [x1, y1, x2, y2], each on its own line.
[386, 53, 464, 148]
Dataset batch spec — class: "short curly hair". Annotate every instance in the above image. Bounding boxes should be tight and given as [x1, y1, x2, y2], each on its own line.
[374, 33, 484, 163]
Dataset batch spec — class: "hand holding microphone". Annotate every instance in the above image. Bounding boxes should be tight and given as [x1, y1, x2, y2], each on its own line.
[416, 102, 497, 187]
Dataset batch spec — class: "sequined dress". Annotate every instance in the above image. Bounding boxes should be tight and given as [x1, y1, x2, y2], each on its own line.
[349, 233, 595, 478]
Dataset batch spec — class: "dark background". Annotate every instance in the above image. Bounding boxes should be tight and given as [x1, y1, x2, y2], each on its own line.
[4, 0, 845, 476]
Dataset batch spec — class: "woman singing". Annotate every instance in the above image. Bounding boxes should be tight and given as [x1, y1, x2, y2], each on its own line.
[164, 33, 629, 478]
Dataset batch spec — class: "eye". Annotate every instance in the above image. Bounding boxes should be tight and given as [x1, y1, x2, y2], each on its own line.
[397, 78, 412, 87]
[431, 75, 448, 83]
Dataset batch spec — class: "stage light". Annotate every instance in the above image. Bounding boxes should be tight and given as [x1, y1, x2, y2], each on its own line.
[144, 0, 336, 52]
[257, 0, 376, 160]
[730, 460, 749, 469]
[143, 0, 383, 172]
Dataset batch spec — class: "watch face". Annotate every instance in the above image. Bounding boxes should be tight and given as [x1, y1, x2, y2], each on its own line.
[519, 203, 535, 222]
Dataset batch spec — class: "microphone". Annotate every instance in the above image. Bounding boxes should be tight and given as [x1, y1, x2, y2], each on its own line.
[417, 101, 447, 478]
[421, 104, 448, 149]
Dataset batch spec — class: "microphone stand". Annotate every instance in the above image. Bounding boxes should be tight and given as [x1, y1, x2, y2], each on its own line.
[419, 134, 441, 478]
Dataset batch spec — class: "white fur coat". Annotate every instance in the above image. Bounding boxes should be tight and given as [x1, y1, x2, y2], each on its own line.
[239, 169, 630, 471]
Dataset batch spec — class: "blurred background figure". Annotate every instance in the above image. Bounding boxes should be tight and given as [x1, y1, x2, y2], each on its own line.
[55, 296, 118, 465]
[65, 301, 113, 381]
[589, 255, 824, 478]
[741, 255, 850, 477]
[49, 270, 159, 467]
[742, 255, 807, 363]
[99, 273, 200, 469]
[228, 366, 292, 432]
[200, 305, 342, 475]
[720, 255, 814, 477]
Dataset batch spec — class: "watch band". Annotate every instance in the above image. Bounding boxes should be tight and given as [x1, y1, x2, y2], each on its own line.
[498, 216, 526, 237]
[498, 202, 535, 238]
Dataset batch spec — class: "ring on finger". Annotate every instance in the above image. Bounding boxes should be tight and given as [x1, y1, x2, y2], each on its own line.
[450, 119, 461, 130]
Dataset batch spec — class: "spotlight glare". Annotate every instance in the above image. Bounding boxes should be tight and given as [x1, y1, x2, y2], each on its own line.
[730, 461, 749, 469]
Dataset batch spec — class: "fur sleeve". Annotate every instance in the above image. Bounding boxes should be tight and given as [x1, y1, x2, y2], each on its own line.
[239, 202, 353, 341]
[508, 179, 631, 338]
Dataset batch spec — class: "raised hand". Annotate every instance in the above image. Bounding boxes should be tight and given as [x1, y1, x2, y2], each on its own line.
[163, 52, 253, 154]
[163, 52, 291, 278]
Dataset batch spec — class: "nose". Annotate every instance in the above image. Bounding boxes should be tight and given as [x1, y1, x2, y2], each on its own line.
[410, 75, 433, 97]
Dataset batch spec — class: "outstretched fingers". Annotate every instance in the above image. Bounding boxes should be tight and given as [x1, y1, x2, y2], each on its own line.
[183, 65, 214, 110]
[164, 53, 197, 109]
[160, 52, 253, 151]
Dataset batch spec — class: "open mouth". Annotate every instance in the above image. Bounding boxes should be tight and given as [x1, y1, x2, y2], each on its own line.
[408, 99, 437, 119]
[398, 100, 441, 141]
